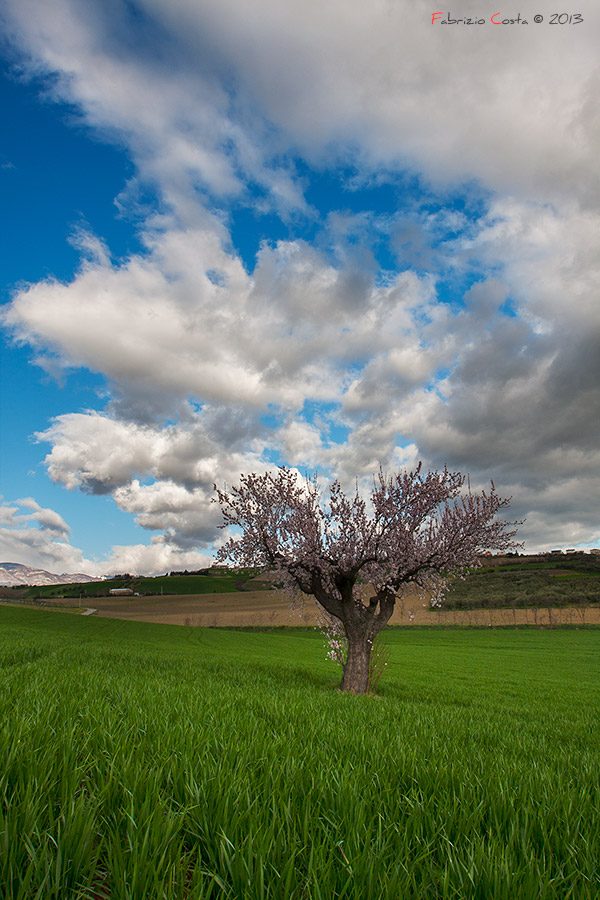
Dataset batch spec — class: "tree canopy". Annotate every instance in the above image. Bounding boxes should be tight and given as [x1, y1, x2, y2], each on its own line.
[216, 465, 520, 693]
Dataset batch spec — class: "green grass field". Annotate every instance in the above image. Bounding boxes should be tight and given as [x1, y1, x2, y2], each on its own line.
[25, 573, 266, 600]
[445, 557, 600, 610]
[1, 607, 599, 899]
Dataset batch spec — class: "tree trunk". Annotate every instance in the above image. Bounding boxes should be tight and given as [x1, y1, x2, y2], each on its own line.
[340, 632, 372, 694]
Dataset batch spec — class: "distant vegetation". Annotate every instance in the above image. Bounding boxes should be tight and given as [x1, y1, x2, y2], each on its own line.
[445, 553, 600, 610]
[5, 555, 600, 611]
[1, 607, 599, 899]
[23, 569, 269, 601]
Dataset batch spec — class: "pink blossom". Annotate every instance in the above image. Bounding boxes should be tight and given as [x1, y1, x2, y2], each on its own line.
[215, 465, 521, 693]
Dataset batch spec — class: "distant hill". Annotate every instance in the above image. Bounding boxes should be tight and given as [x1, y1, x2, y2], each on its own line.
[0, 562, 101, 587]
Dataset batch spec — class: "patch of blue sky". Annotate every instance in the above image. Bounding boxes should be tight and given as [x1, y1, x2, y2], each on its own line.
[259, 408, 281, 431]
[4, 490, 146, 564]
[259, 401, 350, 469]
[432, 365, 452, 383]
[0, 64, 142, 300]
[299, 158, 418, 215]
[299, 162, 419, 276]
[499, 296, 518, 318]
[300, 400, 350, 447]
[228, 204, 290, 272]
[260, 444, 286, 467]
[228, 162, 419, 272]
[228, 159, 496, 328]
[260, 400, 345, 439]
[0, 368, 152, 566]
[257, 410, 291, 466]
[0, 62, 155, 555]
[326, 420, 351, 446]
[0, 340, 103, 478]
[434, 275, 476, 310]
[73, 501, 148, 561]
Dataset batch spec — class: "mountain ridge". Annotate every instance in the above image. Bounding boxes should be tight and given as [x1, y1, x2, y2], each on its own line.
[0, 562, 102, 587]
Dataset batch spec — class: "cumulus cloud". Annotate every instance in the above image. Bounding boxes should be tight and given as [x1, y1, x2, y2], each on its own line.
[0, 497, 213, 576]
[17, 497, 71, 535]
[410, 206, 600, 477]
[35, 409, 267, 492]
[95, 539, 213, 578]
[0, 497, 86, 573]
[112, 481, 220, 548]
[3, 0, 599, 212]
[1, 0, 598, 562]
[3, 227, 441, 418]
[32, 410, 276, 550]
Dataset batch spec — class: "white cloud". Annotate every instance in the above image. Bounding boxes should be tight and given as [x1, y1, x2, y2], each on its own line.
[35, 409, 268, 491]
[3, 228, 441, 418]
[112, 480, 221, 547]
[0, 497, 213, 576]
[275, 419, 324, 468]
[9, 204, 597, 556]
[1, 0, 598, 564]
[17, 498, 71, 536]
[467, 199, 600, 330]
[3, 0, 599, 214]
[95, 539, 213, 578]
[0, 497, 88, 573]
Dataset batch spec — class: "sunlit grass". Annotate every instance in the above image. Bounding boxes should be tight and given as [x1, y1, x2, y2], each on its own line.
[1, 607, 599, 899]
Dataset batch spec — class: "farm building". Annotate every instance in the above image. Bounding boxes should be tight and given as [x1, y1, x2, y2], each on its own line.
[108, 588, 134, 596]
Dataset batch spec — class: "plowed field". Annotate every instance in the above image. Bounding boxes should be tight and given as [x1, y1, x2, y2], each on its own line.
[31, 589, 600, 627]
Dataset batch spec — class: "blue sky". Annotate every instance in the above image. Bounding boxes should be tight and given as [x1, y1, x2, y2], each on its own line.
[0, 62, 145, 558]
[0, 0, 598, 575]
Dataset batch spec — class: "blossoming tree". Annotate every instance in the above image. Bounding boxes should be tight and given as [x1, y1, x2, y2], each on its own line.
[215, 465, 520, 694]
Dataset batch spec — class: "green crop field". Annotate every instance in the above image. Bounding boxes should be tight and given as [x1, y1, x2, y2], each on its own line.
[445, 555, 600, 610]
[25, 573, 268, 601]
[1, 607, 599, 899]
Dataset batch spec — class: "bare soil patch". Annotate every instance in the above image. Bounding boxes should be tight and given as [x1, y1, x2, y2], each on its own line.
[31, 590, 600, 628]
